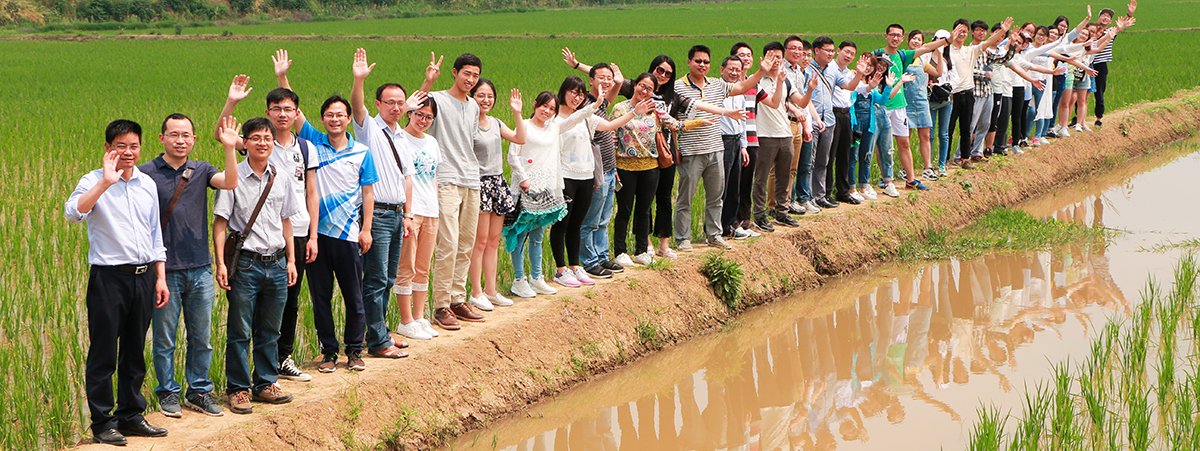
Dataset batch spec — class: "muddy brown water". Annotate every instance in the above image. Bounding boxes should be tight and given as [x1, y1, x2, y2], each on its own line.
[445, 145, 1200, 451]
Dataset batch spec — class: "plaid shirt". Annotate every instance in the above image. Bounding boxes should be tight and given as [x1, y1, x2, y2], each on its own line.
[973, 46, 1017, 98]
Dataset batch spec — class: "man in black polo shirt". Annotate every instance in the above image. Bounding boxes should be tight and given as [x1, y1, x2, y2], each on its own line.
[139, 113, 238, 418]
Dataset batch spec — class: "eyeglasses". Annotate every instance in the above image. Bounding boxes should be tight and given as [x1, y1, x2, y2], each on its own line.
[886, 33, 904, 38]
[164, 132, 194, 140]
[654, 67, 673, 77]
[818, 47, 835, 53]
[635, 83, 656, 92]
[244, 135, 272, 143]
[379, 100, 407, 108]
[410, 111, 435, 121]
[323, 112, 348, 119]
[268, 106, 297, 114]
[692, 58, 711, 65]
[785, 45, 804, 51]
[112, 144, 140, 151]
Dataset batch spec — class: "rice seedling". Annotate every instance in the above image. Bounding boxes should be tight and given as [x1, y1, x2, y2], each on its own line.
[1011, 382, 1051, 451]
[968, 404, 1008, 451]
[1050, 360, 1078, 450]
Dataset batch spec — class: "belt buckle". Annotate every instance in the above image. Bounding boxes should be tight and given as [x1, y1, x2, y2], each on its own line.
[134, 265, 149, 274]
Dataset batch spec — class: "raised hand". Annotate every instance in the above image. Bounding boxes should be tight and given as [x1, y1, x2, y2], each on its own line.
[227, 74, 252, 102]
[353, 47, 375, 80]
[217, 116, 241, 148]
[1001, 17, 1014, 32]
[562, 47, 578, 68]
[610, 63, 624, 84]
[808, 72, 819, 91]
[509, 88, 523, 112]
[855, 54, 873, 76]
[885, 71, 898, 87]
[633, 98, 655, 115]
[425, 52, 443, 83]
[406, 90, 428, 111]
[101, 149, 121, 185]
[1127, 0, 1137, 17]
[273, 49, 291, 78]
[1087, 4, 1093, 18]
[900, 72, 916, 84]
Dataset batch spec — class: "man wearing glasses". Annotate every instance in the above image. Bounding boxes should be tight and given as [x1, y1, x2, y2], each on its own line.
[672, 44, 773, 251]
[139, 112, 238, 419]
[277, 55, 380, 374]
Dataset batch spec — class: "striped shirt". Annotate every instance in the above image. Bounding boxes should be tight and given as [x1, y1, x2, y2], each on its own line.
[300, 121, 379, 242]
[674, 76, 734, 157]
[1093, 35, 1115, 64]
[742, 87, 758, 148]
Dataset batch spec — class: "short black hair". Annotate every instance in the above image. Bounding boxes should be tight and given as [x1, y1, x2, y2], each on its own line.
[556, 76, 588, 108]
[730, 42, 752, 56]
[784, 35, 804, 49]
[105, 119, 142, 145]
[721, 55, 742, 69]
[241, 117, 276, 139]
[266, 88, 299, 108]
[813, 36, 835, 51]
[762, 41, 784, 55]
[688, 45, 711, 61]
[839, 40, 857, 51]
[374, 83, 407, 102]
[589, 62, 613, 80]
[972, 20, 989, 32]
[886, 23, 904, 34]
[320, 95, 351, 116]
[991, 22, 1003, 32]
[953, 18, 971, 30]
[161, 112, 194, 134]
[453, 53, 482, 72]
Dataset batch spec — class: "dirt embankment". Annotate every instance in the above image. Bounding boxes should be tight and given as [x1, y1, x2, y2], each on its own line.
[77, 90, 1200, 451]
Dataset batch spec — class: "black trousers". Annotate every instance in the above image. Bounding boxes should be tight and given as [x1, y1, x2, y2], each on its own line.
[990, 94, 1012, 150]
[86, 265, 155, 433]
[654, 163, 675, 239]
[551, 177, 595, 268]
[1093, 61, 1109, 119]
[277, 235, 307, 359]
[736, 146, 757, 224]
[307, 234, 366, 355]
[1011, 87, 1028, 143]
[614, 167, 659, 256]
[831, 107, 853, 199]
[720, 135, 742, 233]
[949, 91, 976, 160]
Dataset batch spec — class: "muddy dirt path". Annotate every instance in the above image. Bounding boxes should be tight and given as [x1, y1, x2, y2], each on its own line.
[73, 90, 1200, 450]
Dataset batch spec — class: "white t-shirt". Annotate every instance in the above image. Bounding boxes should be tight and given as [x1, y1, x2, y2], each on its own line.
[556, 114, 602, 180]
[754, 76, 796, 138]
[399, 130, 441, 218]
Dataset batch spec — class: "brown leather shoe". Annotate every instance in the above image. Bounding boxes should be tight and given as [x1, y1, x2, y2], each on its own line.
[368, 345, 408, 359]
[450, 302, 485, 322]
[433, 308, 461, 330]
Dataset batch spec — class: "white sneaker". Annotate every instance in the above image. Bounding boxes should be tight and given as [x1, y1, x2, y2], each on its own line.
[510, 278, 536, 298]
[633, 252, 653, 266]
[1081, 124, 1092, 132]
[553, 270, 581, 288]
[468, 294, 494, 311]
[1073, 123, 1083, 132]
[1012, 147, 1025, 155]
[741, 226, 762, 237]
[881, 183, 901, 198]
[395, 320, 433, 340]
[572, 267, 596, 286]
[614, 253, 635, 267]
[529, 276, 558, 295]
[803, 200, 822, 214]
[731, 227, 752, 240]
[415, 318, 439, 337]
[486, 292, 514, 307]
[1058, 125, 1071, 137]
[850, 192, 865, 202]
[860, 186, 878, 200]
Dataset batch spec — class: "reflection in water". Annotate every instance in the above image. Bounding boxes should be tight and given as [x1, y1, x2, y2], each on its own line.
[467, 197, 1127, 451]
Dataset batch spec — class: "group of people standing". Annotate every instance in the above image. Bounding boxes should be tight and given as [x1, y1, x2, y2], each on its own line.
[65, 3, 1136, 445]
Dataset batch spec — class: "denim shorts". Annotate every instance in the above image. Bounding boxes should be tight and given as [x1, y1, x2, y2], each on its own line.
[1076, 75, 1092, 91]
[905, 98, 933, 129]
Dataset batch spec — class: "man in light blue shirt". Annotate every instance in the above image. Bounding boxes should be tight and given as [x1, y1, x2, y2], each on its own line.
[65, 119, 170, 446]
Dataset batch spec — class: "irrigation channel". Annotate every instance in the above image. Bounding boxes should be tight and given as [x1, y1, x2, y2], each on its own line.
[443, 139, 1200, 451]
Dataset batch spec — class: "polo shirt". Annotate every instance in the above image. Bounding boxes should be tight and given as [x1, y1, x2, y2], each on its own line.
[300, 121, 379, 242]
[674, 76, 734, 157]
[139, 155, 217, 271]
[65, 167, 167, 266]
[268, 136, 311, 237]
[755, 76, 796, 138]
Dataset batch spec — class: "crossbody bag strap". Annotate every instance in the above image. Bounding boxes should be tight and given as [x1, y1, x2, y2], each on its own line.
[161, 167, 194, 228]
[241, 165, 276, 241]
[380, 127, 406, 173]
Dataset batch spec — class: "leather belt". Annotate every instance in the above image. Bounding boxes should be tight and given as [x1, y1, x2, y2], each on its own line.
[374, 202, 404, 212]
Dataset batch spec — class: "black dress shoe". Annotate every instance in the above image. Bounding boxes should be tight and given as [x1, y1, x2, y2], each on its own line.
[117, 419, 168, 438]
[824, 196, 840, 207]
[814, 198, 837, 209]
[835, 195, 861, 205]
[94, 429, 128, 446]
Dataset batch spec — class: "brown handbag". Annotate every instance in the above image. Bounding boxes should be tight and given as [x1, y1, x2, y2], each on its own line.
[222, 167, 275, 281]
[655, 117, 674, 169]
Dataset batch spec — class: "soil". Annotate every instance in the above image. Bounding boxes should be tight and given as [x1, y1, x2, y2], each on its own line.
[73, 90, 1200, 451]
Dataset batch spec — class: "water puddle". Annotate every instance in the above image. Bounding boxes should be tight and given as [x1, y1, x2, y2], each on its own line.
[447, 141, 1200, 451]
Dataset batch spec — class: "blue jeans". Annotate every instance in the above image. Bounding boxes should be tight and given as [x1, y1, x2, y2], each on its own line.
[361, 208, 403, 352]
[153, 266, 214, 397]
[873, 106, 895, 182]
[853, 127, 874, 186]
[931, 102, 953, 169]
[225, 255, 288, 394]
[511, 225, 545, 280]
[792, 139, 815, 203]
[580, 169, 615, 270]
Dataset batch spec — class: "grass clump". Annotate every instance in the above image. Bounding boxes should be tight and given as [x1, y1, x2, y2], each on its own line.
[699, 251, 745, 310]
[897, 209, 1111, 261]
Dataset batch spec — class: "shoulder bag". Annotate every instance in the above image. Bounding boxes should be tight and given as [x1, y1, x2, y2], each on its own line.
[222, 166, 275, 281]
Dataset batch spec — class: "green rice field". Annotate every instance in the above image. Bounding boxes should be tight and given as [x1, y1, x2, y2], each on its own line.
[0, 0, 1197, 447]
